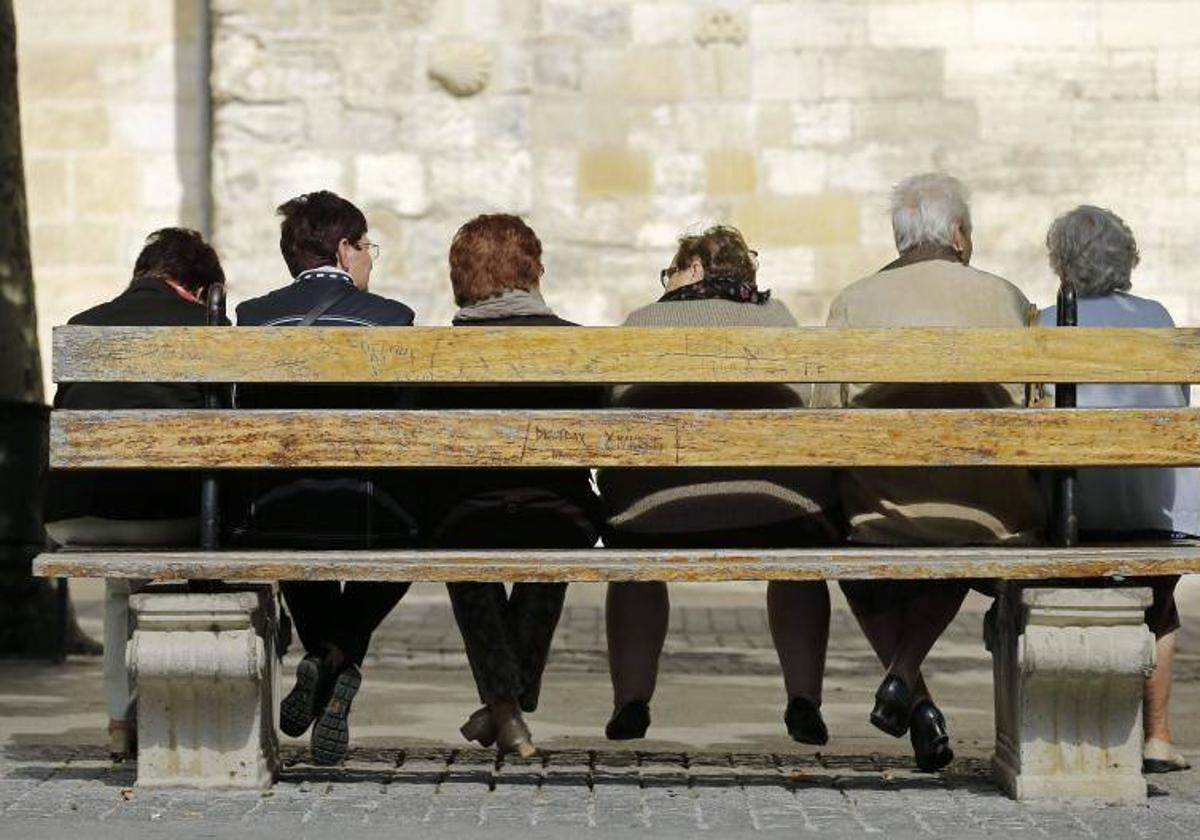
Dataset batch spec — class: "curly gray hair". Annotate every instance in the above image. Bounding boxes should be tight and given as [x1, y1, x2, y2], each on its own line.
[1045, 205, 1139, 297]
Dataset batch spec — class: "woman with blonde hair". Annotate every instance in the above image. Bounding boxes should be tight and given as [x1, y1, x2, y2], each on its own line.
[600, 225, 839, 743]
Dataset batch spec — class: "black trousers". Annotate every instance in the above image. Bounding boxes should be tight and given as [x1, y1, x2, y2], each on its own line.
[437, 506, 597, 710]
[447, 580, 566, 710]
[281, 581, 410, 667]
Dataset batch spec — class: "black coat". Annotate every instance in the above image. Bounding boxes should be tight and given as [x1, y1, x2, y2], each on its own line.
[236, 269, 414, 328]
[229, 271, 420, 547]
[420, 313, 603, 546]
[47, 278, 228, 522]
[235, 269, 414, 409]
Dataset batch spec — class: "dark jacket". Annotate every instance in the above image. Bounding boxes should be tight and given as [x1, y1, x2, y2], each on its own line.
[47, 278, 228, 522]
[236, 268, 414, 329]
[235, 269, 414, 409]
[421, 313, 602, 547]
[230, 269, 419, 547]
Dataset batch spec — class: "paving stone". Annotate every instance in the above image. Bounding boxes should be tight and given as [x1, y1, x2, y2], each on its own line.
[4, 591, 1199, 837]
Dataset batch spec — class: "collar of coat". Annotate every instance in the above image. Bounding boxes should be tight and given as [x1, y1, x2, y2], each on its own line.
[294, 267, 356, 287]
[880, 243, 965, 273]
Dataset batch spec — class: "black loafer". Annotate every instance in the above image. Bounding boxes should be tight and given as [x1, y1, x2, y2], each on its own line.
[785, 697, 829, 746]
[311, 665, 362, 765]
[280, 654, 332, 738]
[460, 706, 497, 748]
[605, 701, 650, 740]
[910, 700, 954, 772]
[870, 674, 912, 737]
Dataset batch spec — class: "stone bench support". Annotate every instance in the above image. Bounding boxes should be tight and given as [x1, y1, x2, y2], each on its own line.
[128, 586, 279, 789]
[989, 584, 1155, 802]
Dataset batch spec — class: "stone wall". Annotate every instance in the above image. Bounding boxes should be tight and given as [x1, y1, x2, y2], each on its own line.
[209, 0, 1200, 328]
[15, 0, 208, 393]
[17, 1, 1200, 342]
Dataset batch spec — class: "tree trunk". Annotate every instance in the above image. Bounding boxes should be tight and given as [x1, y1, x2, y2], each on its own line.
[0, 0, 94, 658]
[0, 0, 40, 404]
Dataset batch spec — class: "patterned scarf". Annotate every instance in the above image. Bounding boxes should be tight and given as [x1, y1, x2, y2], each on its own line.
[659, 272, 770, 305]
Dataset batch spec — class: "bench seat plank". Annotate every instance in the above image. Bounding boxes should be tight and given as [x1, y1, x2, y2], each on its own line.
[52, 407, 1200, 468]
[53, 325, 1200, 384]
[33, 545, 1200, 582]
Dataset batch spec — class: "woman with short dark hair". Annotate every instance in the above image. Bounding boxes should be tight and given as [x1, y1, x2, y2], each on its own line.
[600, 225, 839, 744]
[46, 227, 228, 759]
[1041, 205, 1197, 775]
[426, 214, 601, 758]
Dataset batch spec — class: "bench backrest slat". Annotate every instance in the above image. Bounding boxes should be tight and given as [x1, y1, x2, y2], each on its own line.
[51, 407, 1200, 469]
[53, 325, 1200, 384]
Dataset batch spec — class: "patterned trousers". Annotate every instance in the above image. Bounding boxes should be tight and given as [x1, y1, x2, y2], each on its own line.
[447, 581, 567, 710]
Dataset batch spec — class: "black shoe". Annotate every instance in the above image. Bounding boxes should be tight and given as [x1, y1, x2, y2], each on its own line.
[870, 674, 912, 737]
[784, 697, 829, 746]
[460, 706, 497, 748]
[605, 701, 650, 740]
[280, 654, 331, 738]
[311, 665, 362, 765]
[910, 701, 954, 772]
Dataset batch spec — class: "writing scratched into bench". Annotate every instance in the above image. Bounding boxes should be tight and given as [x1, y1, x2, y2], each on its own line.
[522, 423, 673, 462]
[667, 336, 827, 378]
[362, 342, 416, 376]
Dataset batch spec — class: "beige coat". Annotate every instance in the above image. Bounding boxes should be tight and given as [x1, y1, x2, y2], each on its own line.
[599, 298, 837, 536]
[813, 256, 1045, 546]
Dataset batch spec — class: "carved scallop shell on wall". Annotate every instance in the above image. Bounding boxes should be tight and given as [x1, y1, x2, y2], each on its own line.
[695, 8, 747, 47]
[428, 42, 493, 97]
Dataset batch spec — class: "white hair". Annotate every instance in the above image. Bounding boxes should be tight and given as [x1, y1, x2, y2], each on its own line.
[889, 173, 972, 252]
[1045, 205, 1139, 297]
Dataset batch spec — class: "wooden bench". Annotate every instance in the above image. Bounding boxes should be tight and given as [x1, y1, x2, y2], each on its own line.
[34, 300, 1200, 800]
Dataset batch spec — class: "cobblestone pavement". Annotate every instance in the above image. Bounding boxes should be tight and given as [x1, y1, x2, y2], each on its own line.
[3, 744, 1200, 839]
[2, 581, 1199, 838]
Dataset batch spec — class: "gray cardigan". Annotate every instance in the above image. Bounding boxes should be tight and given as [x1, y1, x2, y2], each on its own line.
[598, 298, 837, 536]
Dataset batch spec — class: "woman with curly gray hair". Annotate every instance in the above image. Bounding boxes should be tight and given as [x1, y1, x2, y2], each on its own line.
[1040, 205, 1197, 774]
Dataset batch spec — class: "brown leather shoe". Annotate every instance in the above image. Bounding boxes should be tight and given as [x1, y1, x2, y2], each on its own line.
[494, 708, 538, 759]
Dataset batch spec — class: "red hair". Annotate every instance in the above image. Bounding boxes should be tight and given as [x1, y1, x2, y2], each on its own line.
[448, 214, 543, 306]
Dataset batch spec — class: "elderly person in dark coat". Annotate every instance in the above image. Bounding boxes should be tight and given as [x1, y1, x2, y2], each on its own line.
[424, 214, 601, 758]
[1039, 205, 1197, 774]
[46, 228, 228, 759]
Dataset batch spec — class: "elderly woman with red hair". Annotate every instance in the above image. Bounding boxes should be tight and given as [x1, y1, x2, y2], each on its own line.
[422, 214, 601, 758]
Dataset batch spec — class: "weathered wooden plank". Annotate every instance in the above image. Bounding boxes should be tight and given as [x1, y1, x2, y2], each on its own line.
[32, 546, 1200, 582]
[50, 407, 1200, 468]
[53, 325, 1200, 384]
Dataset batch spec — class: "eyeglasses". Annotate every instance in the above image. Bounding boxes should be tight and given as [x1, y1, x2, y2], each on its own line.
[357, 239, 380, 259]
[660, 251, 758, 287]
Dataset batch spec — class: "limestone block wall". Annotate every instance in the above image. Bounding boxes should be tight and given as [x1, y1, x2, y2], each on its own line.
[15, 0, 209, 393]
[209, 0, 1200, 328]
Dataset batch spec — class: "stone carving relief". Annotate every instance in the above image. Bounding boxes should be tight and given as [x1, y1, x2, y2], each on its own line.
[428, 42, 493, 97]
[695, 8, 746, 47]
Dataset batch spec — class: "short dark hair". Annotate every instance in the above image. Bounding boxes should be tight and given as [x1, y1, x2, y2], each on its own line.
[448, 214, 543, 306]
[131, 227, 225, 294]
[277, 190, 368, 276]
[670, 225, 757, 284]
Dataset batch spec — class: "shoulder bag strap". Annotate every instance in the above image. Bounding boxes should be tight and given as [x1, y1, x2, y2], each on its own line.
[297, 284, 356, 327]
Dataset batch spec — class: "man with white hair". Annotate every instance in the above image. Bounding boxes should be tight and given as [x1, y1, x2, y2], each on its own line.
[815, 173, 1044, 773]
